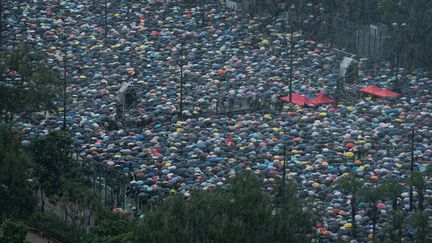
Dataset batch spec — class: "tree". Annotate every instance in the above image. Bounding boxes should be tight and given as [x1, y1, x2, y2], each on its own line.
[409, 169, 431, 212]
[135, 195, 188, 242]
[0, 46, 60, 124]
[360, 184, 383, 240]
[336, 173, 363, 238]
[409, 211, 431, 242]
[31, 130, 73, 211]
[0, 125, 36, 221]
[59, 180, 100, 233]
[135, 172, 317, 242]
[382, 209, 405, 243]
[382, 178, 402, 211]
[0, 219, 29, 243]
[83, 211, 135, 243]
[224, 172, 273, 243]
[272, 179, 316, 242]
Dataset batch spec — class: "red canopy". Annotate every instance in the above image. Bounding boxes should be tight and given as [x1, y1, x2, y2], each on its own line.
[308, 93, 336, 105]
[359, 85, 382, 95]
[375, 88, 401, 98]
[280, 94, 309, 106]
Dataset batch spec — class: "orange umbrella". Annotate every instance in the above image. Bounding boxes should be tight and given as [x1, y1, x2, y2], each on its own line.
[345, 143, 355, 148]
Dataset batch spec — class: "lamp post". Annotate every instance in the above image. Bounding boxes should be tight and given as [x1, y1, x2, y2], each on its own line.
[409, 126, 415, 211]
[286, 4, 297, 103]
[201, 0, 205, 27]
[179, 40, 184, 120]
[62, 15, 69, 130]
[289, 32, 293, 103]
[63, 43, 67, 130]
[105, 0, 108, 40]
[0, 1, 3, 52]
[282, 144, 287, 185]
[391, 22, 406, 93]
[126, 0, 130, 21]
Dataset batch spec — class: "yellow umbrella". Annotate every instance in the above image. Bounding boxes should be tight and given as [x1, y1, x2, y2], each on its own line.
[260, 39, 270, 45]
[343, 223, 352, 228]
[263, 114, 272, 119]
[344, 152, 354, 158]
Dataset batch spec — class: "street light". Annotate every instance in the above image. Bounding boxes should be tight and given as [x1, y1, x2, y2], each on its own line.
[285, 4, 297, 103]
[391, 22, 406, 93]
[201, 0, 205, 27]
[62, 15, 69, 130]
[105, 0, 108, 40]
[282, 144, 288, 185]
[63, 42, 67, 130]
[0, 1, 3, 52]
[409, 126, 415, 211]
[179, 39, 185, 120]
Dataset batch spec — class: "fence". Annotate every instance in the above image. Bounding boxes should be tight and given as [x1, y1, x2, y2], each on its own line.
[318, 17, 389, 62]
[90, 161, 130, 210]
[315, 16, 421, 71]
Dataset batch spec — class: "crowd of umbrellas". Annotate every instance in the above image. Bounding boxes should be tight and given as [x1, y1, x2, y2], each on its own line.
[3, 0, 432, 241]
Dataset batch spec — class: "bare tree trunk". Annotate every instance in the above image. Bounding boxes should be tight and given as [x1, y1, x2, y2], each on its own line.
[351, 194, 356, 238]
[40, 189, 45, 213]
[64, 205, 68, 224]
[372, 205, 377, 240]
[418, 191, 424, 211]
[392, 197, 397, 211]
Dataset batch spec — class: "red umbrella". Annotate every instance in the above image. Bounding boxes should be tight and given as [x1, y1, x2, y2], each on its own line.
[359, 85, 382, 95]
[375, 88, 401, 98]
[280, 93, 309, 106]
[308, 93, 336, 105]
[216, 69, 227, 75]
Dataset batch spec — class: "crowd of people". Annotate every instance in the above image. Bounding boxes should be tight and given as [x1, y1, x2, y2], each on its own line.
[4, 0, 432, 241]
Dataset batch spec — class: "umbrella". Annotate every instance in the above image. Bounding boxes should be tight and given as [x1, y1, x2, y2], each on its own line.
[375, 88, 401, 98]
[359, 85, 382, 96]
[280, 94, 310, 106]
[308, 93, 336, 105]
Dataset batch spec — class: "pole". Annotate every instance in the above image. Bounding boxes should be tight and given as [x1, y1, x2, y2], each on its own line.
[201, 0, 205, 27]
[126, 0, 130, 21]
[289, 26, 293, 103]
[396, 26, 400, 90]
[179, 40, 184, 120]
[282, 145, 287, 184]
[63, 40, 67, 130]
[409, 126, 414, 211]
[105, 0, 108, 40]
[0, 0, 3, 52]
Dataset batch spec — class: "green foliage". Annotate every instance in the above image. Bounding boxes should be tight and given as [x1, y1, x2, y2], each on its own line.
[336, 173, 363, 195]
[0, 126, 37, 221]
[135, 172, 316, 242]
[409, 165, 432, 211]
[272, 180, 316, 242]
[0, 46, 60, 122]
[336, 173, 363, 237]
[409, 211, 431, 242]
[382, 179, 403, 210]
[27, 212, 81, 243]
[31, 130, 73, 200]
[80, 211, 136, 243]
[0, 219, 29, 243]
[382, 209, 405, 243]
[360, 184, 383, 239]
[90, 212, 135, 239]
